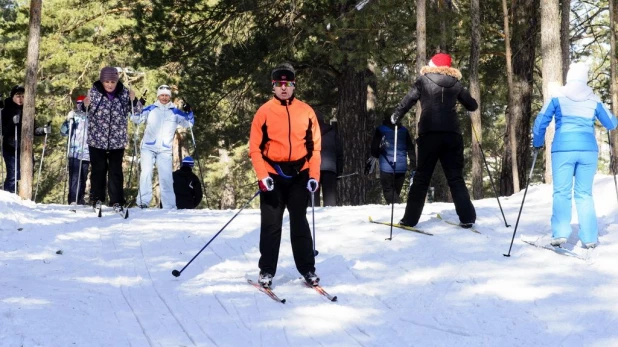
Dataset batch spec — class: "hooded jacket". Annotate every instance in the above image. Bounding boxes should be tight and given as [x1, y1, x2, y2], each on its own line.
[132, 100, 194, 152]
[61, 109, 90, 161]
[371, 120, 415, 174]
[1, 97, 22, 149]
[533, 82, 618, 152]
[87, 80, 142, 150]
[392, 66, 478, 135]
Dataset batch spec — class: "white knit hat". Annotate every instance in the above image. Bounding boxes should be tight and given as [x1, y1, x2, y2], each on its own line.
[157, 84, 172, 97]
[566, 62, 589, 84]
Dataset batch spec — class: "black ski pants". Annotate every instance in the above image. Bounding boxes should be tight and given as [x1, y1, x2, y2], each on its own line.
[402, 132, 475, 226]
[315, 170, 337, 207]
[380, 171, 406, 204]
[68, 157, 90, 205]
[259, 169, 315, 276]
[89, 147, 124, 206]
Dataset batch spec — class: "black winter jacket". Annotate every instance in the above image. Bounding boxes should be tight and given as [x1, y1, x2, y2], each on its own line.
[392, 66, 478, 136]
[319, 119, 343, 175]
[173, 167, 203, 209]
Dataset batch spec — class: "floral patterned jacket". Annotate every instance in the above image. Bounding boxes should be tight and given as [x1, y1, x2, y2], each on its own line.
[86, 81, 142, 150]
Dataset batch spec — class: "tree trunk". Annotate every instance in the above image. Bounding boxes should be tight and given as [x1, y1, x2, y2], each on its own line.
[541, 0, 562, 184]
[611, 0, 618, 174]
[512, 0, 540, 187]
[561, 0, 571, 84]
[416, 0, 426, 136]
[337, 66, 369, 205]
[500, 0, 518, 195]
[219, 140, 235, 209]
[469, 0, 483, 200]
[19, 0, 42, 200]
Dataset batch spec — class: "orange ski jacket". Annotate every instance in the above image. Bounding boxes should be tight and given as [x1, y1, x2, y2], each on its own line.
[249, 97, 321, 181]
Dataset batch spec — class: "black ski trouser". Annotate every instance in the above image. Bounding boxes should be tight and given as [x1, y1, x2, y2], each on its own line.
[402, 132, 475, 226]
[259, 169, 315, 276]
[379, 171, 406, 204]
[68, 157, 90, 205]
[89, 147, 125, 206]
[316, 170, 337, 207]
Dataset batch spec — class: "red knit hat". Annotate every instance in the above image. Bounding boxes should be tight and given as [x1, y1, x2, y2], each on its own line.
[429, 53, 452, 67]
[76, 95, 86, 103]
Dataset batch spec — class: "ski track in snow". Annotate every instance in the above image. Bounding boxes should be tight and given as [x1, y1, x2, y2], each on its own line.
[3, 177, 618, 346]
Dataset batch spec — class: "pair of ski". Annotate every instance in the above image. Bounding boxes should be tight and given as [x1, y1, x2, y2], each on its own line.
[93, 202, 129, 219]
[521, 239, 586, 260]
[247, 279, 337, 304]
[368, 214, 480, 236]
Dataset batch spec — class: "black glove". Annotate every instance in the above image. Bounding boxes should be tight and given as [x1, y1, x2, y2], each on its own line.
[390, 114, 399, 125]
[139, 97, 146, 105]
[183, 102, 192, 113]
[364, 157, 378, 175]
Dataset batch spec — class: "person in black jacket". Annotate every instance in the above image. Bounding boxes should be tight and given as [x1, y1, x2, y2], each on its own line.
[1, 85, 50, 193]
[172, 156, 203, 209]
[315, 112, 343, 206]
[367, 117, 416, 204]
[391, 53, 478, 228]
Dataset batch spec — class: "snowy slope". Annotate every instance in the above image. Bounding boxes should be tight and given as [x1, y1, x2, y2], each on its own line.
[1, 176, 618, 346]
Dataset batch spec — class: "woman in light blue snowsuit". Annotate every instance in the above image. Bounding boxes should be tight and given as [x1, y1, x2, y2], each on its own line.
[533, 62, 617, 249]
[132, 85, 194, 209]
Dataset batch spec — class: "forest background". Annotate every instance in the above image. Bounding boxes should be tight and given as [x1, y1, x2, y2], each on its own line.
[2, 0, 618, 209]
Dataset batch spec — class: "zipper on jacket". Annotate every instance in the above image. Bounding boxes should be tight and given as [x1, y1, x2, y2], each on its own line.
[285, 102, 292, 161]
[442, 87, 444, 102]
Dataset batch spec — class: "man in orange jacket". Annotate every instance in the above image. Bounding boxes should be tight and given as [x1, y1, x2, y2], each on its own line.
[249, 63, 322, 288]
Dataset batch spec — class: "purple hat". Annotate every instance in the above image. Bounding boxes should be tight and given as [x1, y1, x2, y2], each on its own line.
[99, 66, 119, 82]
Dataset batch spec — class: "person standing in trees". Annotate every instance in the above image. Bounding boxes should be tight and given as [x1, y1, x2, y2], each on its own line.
[249, 63, 322, 288]
[391, 53, 478, 228]
[132, 84, 194, 209]
[172, 156, 203, 209]
[315, 112, 343, 206]
[83, 67, 141, 212]
[533, 62, 617, 249]
[1, 85, 50, 193]
[60, 95, 90, 205]
[366, 116, 416, 204]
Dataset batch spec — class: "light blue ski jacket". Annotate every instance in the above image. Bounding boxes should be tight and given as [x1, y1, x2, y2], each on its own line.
[533, 83, 617, 152]
[132, 101, 194, 152]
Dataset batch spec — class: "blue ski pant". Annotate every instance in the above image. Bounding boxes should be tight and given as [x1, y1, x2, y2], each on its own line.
[551, 151, 598, 244]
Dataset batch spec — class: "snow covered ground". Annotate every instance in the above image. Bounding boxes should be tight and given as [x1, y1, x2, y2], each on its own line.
[1, 176, 618, 346]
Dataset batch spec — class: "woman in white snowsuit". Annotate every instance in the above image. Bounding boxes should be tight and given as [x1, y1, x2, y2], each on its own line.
[533, 62, 618, 249]
[132, 85, 194, 209]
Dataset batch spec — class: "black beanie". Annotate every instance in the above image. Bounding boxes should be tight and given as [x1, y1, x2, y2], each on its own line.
[271, 63, 295, 81]
[10, 85, 25, 98]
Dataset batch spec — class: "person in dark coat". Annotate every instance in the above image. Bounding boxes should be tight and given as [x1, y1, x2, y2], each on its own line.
[391, 53, 478, 228]
[367, 117, 416, 204]
[1, 85, 49, 193]
[314, 112, 343, 206]
[172, 156, 203, 209]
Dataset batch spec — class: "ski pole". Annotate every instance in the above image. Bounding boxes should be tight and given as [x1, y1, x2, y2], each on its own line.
[336, 172, 358, 179]
[311, 190, 319, 256]
[14, 117, 18, 194]
[189, 125, 209, 208]
[387, 124, 398, 241]
[125, 89, 147, 193]
[62, 118, 75, 204]
[172, 189, 260, 277]
[607, 131, 618, 205]
[471, 120, 510, 227]
[0, 105, 4, 183]
[503, 148, 539, 257]
[34, 121, 51, 202]
[74, 115, 88, 205]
